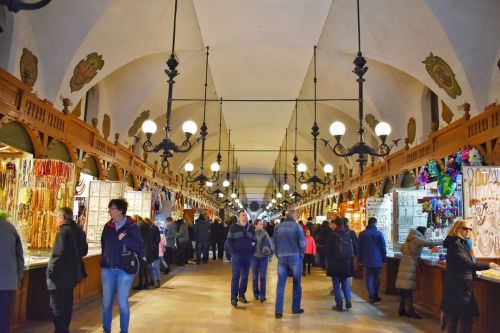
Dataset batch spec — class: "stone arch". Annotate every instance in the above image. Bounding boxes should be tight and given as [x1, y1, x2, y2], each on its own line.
[105, 164, 119, 181]
[398, 170, 416, 189]
[381, 177, 393, 195]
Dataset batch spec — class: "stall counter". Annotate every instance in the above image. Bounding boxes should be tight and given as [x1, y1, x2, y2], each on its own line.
[381, 255, 499, 333]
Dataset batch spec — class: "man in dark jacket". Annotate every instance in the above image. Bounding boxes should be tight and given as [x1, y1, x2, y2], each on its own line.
[175, 218, 189, 266]
[135, 218, 152, 289]
[358, 217, 386, 304]
[0, 213, 24, 333]
[194, 209, 210, 264]
[46, 207, 88, 333]
[226, 210, 255, 307]
[210, 217, 225, 260]
[273, 210, 306, 318]
[326, 218, 355, 311]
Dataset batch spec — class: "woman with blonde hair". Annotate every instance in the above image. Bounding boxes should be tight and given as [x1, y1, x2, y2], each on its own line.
[441, 219, 499, 333]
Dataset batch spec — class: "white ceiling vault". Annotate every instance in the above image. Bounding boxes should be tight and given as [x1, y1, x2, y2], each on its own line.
[1, 0, 499, 204]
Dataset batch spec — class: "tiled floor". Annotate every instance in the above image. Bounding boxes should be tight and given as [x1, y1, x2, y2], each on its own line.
[24, 260, 440, 332]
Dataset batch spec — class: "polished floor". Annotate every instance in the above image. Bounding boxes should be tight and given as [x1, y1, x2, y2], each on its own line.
[25, 260, 440, 333]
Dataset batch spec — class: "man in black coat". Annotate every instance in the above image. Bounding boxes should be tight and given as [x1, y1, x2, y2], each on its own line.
[135, 219, 152, 289]
[210, 217, 225, 260]
[46, 207, 88, 333]
[194, 209, 210, 264]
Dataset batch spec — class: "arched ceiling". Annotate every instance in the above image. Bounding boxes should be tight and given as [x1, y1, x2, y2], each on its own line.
[2, 0, 499, 204]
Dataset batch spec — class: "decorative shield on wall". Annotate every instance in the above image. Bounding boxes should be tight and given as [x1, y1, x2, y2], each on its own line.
[406, 117, 416, 145]
[70, 52, 104, 92]
[128, 110, 151, 137]
[422, 53, 462, 99]
[102, 114, 111, 140]
[19, 48, 38, 87]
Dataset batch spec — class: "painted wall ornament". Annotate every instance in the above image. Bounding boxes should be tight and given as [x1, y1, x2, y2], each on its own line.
[70, 52, 104, 92]
[19, 48, 38, 87]
[441, 101, 454, 125]
[406, 117, 416, 148]
[422, 53, 462, 99]
[102, 113, 111, 140]
[128, 110, 151, 137]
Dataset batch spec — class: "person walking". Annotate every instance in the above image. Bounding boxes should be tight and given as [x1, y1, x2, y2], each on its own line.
[176, 218, 189, 266]
[226, 210, 255, 307]
[326, 218, 356, 311]
[101, 199, 143, 333]
[0, 212, 24, 333]
[210, 217, 226, 260]
[303, 229, 317, 276]
[251, 219, 273, 302]
[315, 220, 331, 269]
[441, 219, 499, 333]
[396, 226, 442, 318]
[135, 217, 152, 290]
[273, 210, 306, 318]
[164, 217, 176, 268]
[147, 218, 161, 288]
[194, 209, 210, 264]
[46, 207, 88, 333]
[358, 217, 386, 304]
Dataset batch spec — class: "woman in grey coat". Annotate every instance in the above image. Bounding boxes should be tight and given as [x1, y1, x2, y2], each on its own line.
[395, 226, 442, 318]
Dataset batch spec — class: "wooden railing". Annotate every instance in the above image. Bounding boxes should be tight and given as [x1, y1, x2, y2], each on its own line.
[0, 68, 217, 208]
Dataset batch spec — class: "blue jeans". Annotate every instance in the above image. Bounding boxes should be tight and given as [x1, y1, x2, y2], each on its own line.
[251, 256, 269, 299]
[364, 267, 381, 300]
[275, 255, 302, 314]
[332, 277, 351, 307]
[149, 260, 160, 281]
[196, 240, 209, 262]
[231, 254, 252, 299]
[102, 268, 134, 333]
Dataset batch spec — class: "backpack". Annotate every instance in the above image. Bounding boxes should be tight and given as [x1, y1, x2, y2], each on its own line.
[336, 233, 354, 259]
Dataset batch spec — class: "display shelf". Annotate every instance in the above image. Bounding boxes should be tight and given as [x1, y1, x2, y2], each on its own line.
[477, 270, 500, 284]
[86, 180, 127, 243]
[366, 195, 393, 250]
[394, 189, 430, 243]
[124, 190, 152, 219]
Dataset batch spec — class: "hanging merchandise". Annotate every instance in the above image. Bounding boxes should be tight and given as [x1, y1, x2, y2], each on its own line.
[463, 166, 499, 258]
[421, 196, 460, 229]
[17, 159, 76, 251]
[0, 160, 18, 216]
[124, 191, 152, 219]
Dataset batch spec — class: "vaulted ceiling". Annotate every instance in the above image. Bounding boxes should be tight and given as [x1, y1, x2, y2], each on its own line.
[1, 0, 499, 203]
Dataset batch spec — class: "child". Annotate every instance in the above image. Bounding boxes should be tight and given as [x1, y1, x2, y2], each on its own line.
[303, 229, 317, 276]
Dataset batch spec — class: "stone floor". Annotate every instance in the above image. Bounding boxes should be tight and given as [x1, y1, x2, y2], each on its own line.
[24, 259, 440, 332]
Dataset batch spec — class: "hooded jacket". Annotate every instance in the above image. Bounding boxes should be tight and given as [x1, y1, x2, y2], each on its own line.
[395, 229, 441, 290]
[441, 235, 489, 316]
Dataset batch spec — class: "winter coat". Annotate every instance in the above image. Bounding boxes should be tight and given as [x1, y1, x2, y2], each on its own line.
[150, 224, 160, 261]
[176, 220, 189, 244]
[305, 236, 317, 255]
[395, 229, 441, 290]
[101, 217, 143, 269]
[138, 222, 153, 263]
[194, 217, 210, 242]
[0, 217, 24, 291]
[210, 221, 226, 242]
[253, 229, 273, 258]
[441, 235, 489, 317]
[47, 220, 88, 291]
[226, 223, 256, 257]
[358, 225, 386, 268]
[164, 222, 176, 247]
[325, 226, 356, 278]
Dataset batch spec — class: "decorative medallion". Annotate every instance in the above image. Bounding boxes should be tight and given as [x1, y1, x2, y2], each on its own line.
[249, 201, 259, 212]
[365, 114, 379, 131]
[19, 48, 38, 87]
[70, 52, 104, 92]
[128, 110, 151, 137]
[406, 117, 416, 145]
[441, 101, 454, 125]
[102, 114, 111, 140]
[422, 53, 462, 99]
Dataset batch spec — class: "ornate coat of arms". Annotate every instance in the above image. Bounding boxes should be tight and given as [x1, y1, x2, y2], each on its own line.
[70, 52, 104, 92]
[19, 48, 38, 87]
[422, 53, 462, 99]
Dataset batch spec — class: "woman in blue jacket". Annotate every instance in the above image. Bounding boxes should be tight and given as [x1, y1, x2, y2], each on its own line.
[101, 198, 143, 333]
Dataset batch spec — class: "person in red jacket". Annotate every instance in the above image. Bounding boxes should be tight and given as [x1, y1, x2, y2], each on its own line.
[303, 229, 317, 276]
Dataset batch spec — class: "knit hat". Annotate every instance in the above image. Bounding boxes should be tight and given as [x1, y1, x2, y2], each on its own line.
[416, 226, 427, 236]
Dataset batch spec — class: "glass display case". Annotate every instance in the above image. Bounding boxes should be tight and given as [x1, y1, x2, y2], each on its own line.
[124, 190, 152, 219]
[366, 194, 393, 253]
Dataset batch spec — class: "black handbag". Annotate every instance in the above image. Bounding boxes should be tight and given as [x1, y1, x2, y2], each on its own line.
[121, 244, 140, 275]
